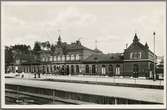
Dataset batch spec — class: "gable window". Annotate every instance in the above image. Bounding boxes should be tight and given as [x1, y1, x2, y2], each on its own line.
[130, 52, 142, 59]
[130, 53, 133, 59]
[138, 52, 142, 59]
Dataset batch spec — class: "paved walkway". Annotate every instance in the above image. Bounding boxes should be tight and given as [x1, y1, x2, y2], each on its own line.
[9, 73, 164, 86]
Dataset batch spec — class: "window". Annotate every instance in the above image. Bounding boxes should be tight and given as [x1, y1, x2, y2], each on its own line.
[58, 56, 61, 61]
[130, 52, 142, 59]
[71, 55, 74, 60]
[92, 65, 96, 73]
[138, 52, 142, 59]
[86, 65, 89, 73]
[116, 64, 120, 75]
[130, 53, 133, 59]
[42, 57, 45, 61]
[76, 54, 80, 60]
[62, 55, 65, 61]
[45, 57, 48, 61]
[76, 65, 79, 73]
[71, 65, 74, 74]
[102, 65, 106, 75]
[54, 56, 57, 61]
[66, 55, 70, 61]
[49, 56, 52, 61]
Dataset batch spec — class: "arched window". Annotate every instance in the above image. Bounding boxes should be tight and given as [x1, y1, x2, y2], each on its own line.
[86, 65, 89, 73]
[71, 65, 74, 74]
[76, 65, 79, 73]
[42, 57, 45, 61]
[92, 65, 96, 74]
[66, 55, 70, 61]
[102, 65, 106, 75]
[71, 55, 74, 60]
[58, 56, 61, 61]
[46, 57, 48, 61]
[76, 54, 80, 60]
[116, 64, 120, 75]
[62, 55, 65, 61]
[54, 56, 57, 61]
[49, 56, 52, 61]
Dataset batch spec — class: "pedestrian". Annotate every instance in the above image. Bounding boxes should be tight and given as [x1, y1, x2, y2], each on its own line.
[34, 73, 36, 78]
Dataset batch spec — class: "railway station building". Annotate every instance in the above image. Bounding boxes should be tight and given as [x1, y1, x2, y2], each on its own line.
[6, 33, 157, 78]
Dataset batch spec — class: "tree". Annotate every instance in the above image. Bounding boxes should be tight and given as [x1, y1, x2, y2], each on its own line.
[33, 42, 41, 53]
[5, 46, 14, 65]
[41, 41, 50, 50]
[50, 44, 55, 55]
[33, 42, 41, 62]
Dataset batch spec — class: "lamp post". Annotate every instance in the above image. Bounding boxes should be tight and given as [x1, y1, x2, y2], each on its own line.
[153, 32, 156, 81]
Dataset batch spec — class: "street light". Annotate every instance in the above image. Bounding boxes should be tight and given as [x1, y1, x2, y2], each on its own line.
[153, 32, 156, 81]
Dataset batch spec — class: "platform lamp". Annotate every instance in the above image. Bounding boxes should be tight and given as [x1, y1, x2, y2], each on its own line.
[153, 32, 156, 81]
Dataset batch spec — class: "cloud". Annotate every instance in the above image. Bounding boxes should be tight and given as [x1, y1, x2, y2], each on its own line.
[46, 7, 96, 28]
[6, 16, 25, 25]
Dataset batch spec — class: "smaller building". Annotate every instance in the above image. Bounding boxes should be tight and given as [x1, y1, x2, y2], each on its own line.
[123, 33, 157, 78]
[83, 53, 124, 76]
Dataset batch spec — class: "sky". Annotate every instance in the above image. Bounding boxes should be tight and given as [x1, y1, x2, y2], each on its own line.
[1, 1, 166, 56]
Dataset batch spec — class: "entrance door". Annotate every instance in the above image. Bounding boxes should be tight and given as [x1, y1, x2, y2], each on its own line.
[66, 65, 69, 75]
[92, 65, 96, 74]
[133, 64, 139, 78]
[86, 65, 89, 73]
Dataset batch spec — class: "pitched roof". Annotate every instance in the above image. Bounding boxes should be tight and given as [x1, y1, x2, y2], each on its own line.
[83, 53, 123, 63]
[125, 34, 155, 56]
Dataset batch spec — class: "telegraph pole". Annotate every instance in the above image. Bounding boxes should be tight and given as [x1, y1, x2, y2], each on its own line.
[153, 32, 156, 81]
[95, 40, 97, 49]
